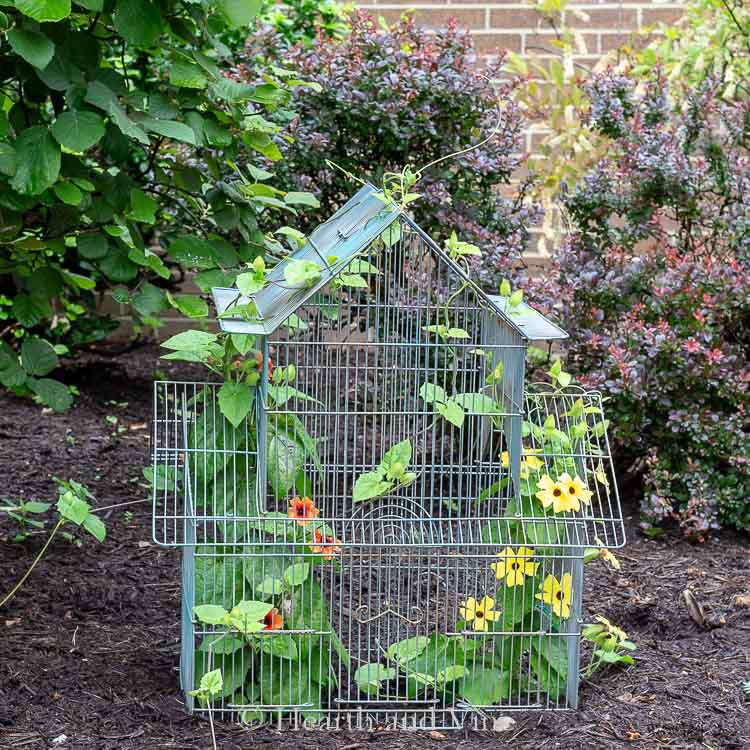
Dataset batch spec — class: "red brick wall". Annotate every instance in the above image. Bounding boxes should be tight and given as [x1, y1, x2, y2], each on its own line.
[357, 1, 685, 63]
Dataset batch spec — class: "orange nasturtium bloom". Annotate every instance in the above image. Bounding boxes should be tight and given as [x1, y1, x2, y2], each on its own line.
[458, 595, 500, 632]
[491, 546, 540, 587]
[263, 607, 283, 631]
[536, 573, 573, 619]
[288, 496, 319, 526]
[310, 529, 341, 560]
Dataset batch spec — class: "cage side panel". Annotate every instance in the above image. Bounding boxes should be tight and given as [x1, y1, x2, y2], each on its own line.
[265, 216, 525, 539]
[188, 545, 580, 726]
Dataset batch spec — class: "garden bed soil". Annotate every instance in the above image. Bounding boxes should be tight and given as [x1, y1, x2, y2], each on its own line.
[1, 345, 749, 750]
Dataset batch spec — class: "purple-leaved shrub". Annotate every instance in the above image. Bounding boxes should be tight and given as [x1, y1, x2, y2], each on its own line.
[239, 11, 540, 285]
[535, 73, 750, 537]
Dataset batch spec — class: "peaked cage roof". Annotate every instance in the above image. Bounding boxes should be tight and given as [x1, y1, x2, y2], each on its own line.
[212, 183, 567, 341]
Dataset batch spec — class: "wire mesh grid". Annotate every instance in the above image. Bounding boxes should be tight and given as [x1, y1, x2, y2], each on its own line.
[151, 211, 624, 725]
[187, 544, 584, 728]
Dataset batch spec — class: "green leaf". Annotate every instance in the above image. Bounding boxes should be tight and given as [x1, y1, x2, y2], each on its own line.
[7, 29, 55, 70]
[141, 117, 196, 145]
[284, 191, 319, 208]
[228, 599, 275, 633]
[12, 294, 48, 327]
[132, 283, 166, 317]
[195, 647, 252, 700]
[387, 636, 429, 664]
[20, 501, 51, 514]
[168, 236, 219, 269]
[128, 188, 157, 223]
[255, 575, 284, 597]
[0, 352, 25, 388]
[284, 259, 320, 288]
[193, 604, 229, 625]
[15, 0, 71, 22]
[354, 664, 397, 693]
[267, 384, 322, 407]
[11, 126, 60, 196]
[0, 143, 16, 177]
[445, 327, 469, 339]
[419, 382, 446, 404]
[268, 433, 303, 497]
[169, 58, 208, 89]
[112, 0, 163, 47]
[99, 249, 138, 283]
[336, 273, 368, 289]
[51, 110, 105, 152]
[218, 381, 253, 428]
[199, 634, 243, 656]
[161, 330, 217, 351]
[451, 392, 500, 414]
[458, 666, 511, 706]
[21, 338, 58, 376]
[352, 471, 392, 503]
[28, 377, 72, 411]
[57, 491, 89, 524]
[217, 0, 262, 27]
[53, 182, 82, 205]
[437, 399, 465, 427]
[380, 222, 400, 247]
[236, 270, 265, 296]
[82, 513, 106, 542]
[283, 562, 310, 587]
[171, 294, 208, 319]
[230, 333, 255, 355]
[77, 233, 109, 260]
[259, 633, 298, 660]
[381, 439, 412, 473]
[196, 668, 223, 699]
[530, 636, 568, 698]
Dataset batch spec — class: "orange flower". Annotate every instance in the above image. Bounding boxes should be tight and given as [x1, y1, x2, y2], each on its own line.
[262, 607, 283, 631]
[255, 351, 273, 380]
[288, 496, 319, 526]
[310, 529, 341, 560]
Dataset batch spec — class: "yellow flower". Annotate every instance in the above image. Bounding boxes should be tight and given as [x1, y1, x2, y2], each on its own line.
[558, 472, 593, 507]
[535, 474, 574, 512]
[536, 573, 573, 619]
[458, 595, 500, 632]
[491, 547, 540, 587]
[501, 449, 543, 479]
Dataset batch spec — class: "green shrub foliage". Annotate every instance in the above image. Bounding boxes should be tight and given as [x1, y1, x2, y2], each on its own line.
[534, 73, 750, 536]
[0, 0, 315, 409]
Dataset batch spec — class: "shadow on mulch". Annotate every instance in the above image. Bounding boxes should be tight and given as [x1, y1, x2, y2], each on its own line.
[0, 345, 748, 750]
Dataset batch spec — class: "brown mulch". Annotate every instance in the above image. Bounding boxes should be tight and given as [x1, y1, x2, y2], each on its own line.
[0, 345, 748, 750]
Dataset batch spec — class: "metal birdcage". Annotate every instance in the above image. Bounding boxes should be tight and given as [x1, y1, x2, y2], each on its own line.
[151, 184, 625, 729]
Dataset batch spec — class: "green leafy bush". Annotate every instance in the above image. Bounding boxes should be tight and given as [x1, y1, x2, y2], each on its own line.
[0, 0, 312, 409]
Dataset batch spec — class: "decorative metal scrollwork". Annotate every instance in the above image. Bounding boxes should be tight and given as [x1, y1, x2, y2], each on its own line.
[352, 601, 425, 625]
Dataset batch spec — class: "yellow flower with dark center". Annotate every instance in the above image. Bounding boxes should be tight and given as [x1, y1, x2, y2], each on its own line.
[559, 472, 593, 507]
[536, 573, 573, 619]
[535, 474, 579, 513]
[501, 449, 543, 479]
[491, 546, 540, 587]
[458, 595, 500, 632]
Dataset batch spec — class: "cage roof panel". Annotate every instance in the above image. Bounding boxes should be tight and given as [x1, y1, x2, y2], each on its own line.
[486, 295, 568, 341]
[213, 183, 400, 335]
